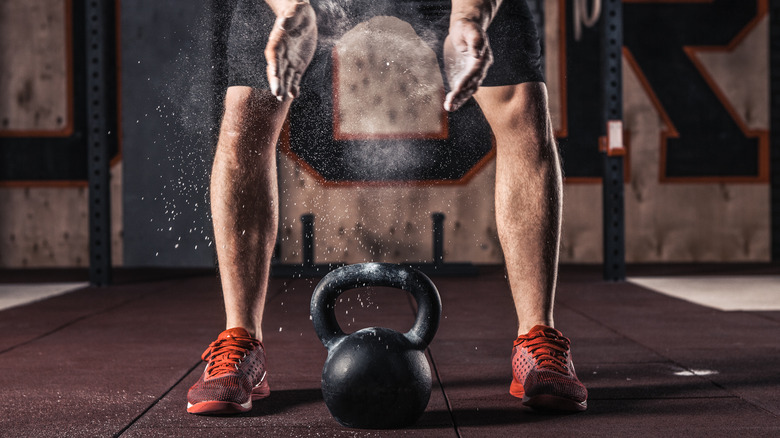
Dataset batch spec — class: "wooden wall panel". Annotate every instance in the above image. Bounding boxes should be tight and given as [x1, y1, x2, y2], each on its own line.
[277, 154, 502, 265]
[0, 0, 69, 133]
[0, 186, 88, 266]
[0, 165, 124, 267]
[278, 0, 771, 266]
[0, 0, 771, 267]
[693, 17, 769, 132]
[623, 53, 770, 262]
[551, 0, 770, 263]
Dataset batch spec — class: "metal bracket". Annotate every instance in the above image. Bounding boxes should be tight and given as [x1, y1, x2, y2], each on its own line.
[271, 214, 344, 278]
[410, 213, 478, 276]
[271, 212, 478, 278]
[85, 0, 115, 286]
[601, 0, 626, 281]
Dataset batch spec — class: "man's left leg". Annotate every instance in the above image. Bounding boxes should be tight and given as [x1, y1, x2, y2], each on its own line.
[474, 82, 587, 412]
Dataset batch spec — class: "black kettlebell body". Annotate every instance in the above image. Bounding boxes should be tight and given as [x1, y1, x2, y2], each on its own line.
[311, 263, 442, 429]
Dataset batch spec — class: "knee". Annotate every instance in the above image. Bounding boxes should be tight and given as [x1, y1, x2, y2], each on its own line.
[490, 83, 554, 149]
[221, 87, 262, 137]
[224, 86, 257, 114]
[219, 86, 288, 148]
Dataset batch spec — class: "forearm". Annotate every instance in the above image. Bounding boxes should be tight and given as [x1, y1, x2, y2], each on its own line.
[450, 0, 502, 28]
[264, 0, 308, 16]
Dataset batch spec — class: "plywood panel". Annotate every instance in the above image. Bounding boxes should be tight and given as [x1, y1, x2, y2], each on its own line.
[278, 155, 608, 265]
[0, 0, 69, 133]
[547, 0, 770, 263]
[692, 16, 769, 132]
[277, 153, 501, 265]
[0, 186, 88, 267]
[333, 16, 446, 140]
[3, 0, 767, 267]
[623, 53, 770, 262]
[277, 14, 503, 265]
[0, 164, 124, 267]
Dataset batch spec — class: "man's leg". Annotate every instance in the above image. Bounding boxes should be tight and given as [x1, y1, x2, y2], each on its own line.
[474, 82, 561, 337]
[211, 86, 290, 341]
[186, 86, 289, 415]
[474, 82, 587, 412]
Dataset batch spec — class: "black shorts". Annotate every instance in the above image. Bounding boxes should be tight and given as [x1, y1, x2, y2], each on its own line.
[226, 0, 544, 90]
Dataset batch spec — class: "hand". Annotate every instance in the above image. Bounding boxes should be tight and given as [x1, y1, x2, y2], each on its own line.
[264, 1, 318, 100]
[443, 18, 493, 112]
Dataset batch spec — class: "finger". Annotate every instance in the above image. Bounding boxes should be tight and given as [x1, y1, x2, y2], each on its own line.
[267, 69, 280, 99]
[444, 92, 455, 112]
[444, 94, 465, 112]
[266, 54, 281, 97]
[447, 71, 483, 112]
[445, 75, 468, 111]
[289, 71, 303, 98]
[446, 93, 466, 112]
[459, 49, 491, 88]
[275, 46, 291, 99]
[265, 27, 285, 97]
[445, 79, 473, 111]
[265, 37, 279, 78]
[450, 56, 479, 94]
[283, 67, 295, 98]
[449, 89, 471, 112]
[466, 56, 488, 83]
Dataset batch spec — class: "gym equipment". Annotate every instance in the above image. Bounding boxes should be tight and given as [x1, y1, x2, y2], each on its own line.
[310, 262, 442, 429]
[272, 212, 477, 277]
[600, 0, 626, 281]
[271, 214, 345, 277]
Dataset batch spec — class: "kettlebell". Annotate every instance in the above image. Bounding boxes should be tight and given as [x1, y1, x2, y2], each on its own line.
[310, 262, 442, 429]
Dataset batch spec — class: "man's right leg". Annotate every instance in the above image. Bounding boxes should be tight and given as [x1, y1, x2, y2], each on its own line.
[211, 86, 290, 341]
[187, 86, 290, 415]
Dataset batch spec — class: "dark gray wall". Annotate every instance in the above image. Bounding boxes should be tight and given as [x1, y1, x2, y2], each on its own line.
[121, 2, 220, 267]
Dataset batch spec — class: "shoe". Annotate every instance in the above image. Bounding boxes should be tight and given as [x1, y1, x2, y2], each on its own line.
[187, 327, 270, 414]
[510, 325, 587, 412]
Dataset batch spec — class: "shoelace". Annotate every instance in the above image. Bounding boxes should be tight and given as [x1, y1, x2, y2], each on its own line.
[517, 330, 571, 374]
[201, 334, 260, 378]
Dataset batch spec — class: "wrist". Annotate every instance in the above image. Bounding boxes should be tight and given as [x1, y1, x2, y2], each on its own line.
[452, 12, 487, 29]
[267, 0, 308, 16]
[450, 1, 498, 29]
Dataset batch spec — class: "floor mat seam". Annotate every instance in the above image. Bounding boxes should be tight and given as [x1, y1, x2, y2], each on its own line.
[0, 292, 154, 356]
[113, 359, 203, 437]
[406, 291, 461, 437]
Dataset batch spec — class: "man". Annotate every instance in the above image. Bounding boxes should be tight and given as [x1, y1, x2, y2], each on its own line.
[186, 0, 587, 415]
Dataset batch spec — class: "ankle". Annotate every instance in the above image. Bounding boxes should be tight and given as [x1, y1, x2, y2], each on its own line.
[517, 320, 554, 337]
[224, 324, 262, 342]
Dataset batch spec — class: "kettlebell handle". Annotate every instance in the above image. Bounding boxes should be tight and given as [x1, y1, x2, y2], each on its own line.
[310, 263, 442, 349]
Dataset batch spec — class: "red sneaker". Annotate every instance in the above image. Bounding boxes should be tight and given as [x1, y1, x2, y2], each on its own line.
[510, 325, 587, 412]
[187, 327, 270, 414]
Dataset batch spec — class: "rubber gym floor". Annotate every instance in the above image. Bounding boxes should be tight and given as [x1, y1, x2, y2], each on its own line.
[1, 264, 779, 437]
